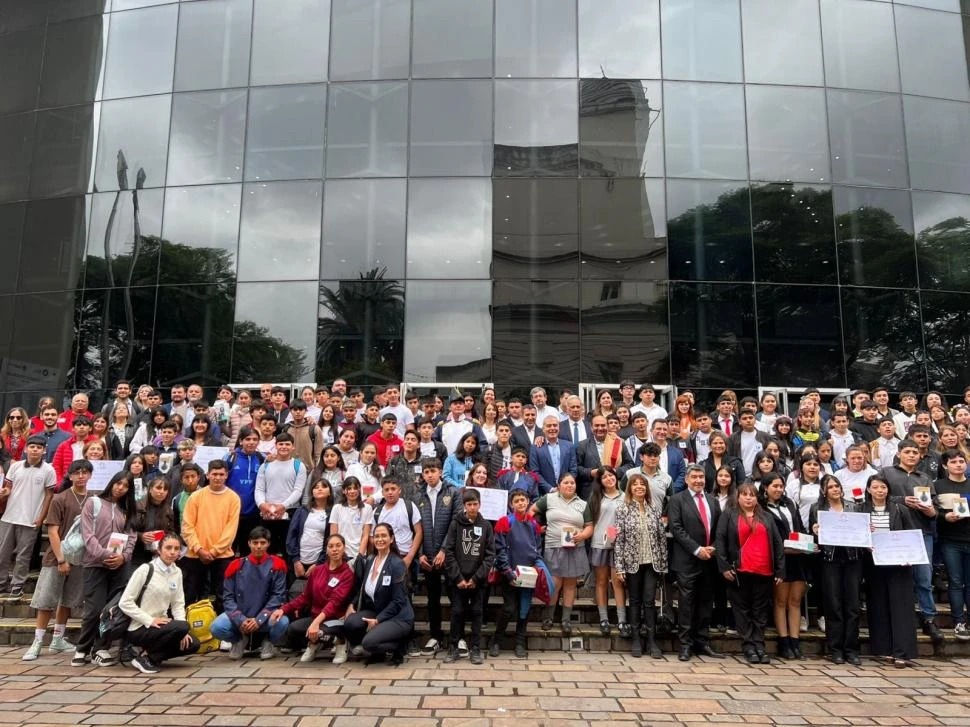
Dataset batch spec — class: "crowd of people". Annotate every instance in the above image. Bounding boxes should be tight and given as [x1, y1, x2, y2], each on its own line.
[1, 378, 969, 672]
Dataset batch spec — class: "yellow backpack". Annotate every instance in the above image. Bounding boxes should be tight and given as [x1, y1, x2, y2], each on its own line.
[185, 598, 218, 654]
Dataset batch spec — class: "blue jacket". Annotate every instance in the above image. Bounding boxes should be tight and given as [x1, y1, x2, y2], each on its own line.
[442, 454, 476, 488]
[528, 439, 578, 495]
[352, 553, 415, 624]
[39, 428, 71, 464]
[664, 445, 687, 493]
[493, 513, 543, 575]
[496, 469, 540, 502]
[226, 447, 265, 517]
[222, 553, 288, 627]
[286, 506, 329, 567]
[418, 483, 462, 558]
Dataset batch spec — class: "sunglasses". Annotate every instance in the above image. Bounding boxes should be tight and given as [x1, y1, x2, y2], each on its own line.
[7, 415, 23, 420]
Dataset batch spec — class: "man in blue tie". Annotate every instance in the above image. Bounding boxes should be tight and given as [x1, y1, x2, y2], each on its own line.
[560, 396, 590, 445]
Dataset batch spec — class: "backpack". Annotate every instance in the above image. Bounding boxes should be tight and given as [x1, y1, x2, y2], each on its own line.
[99, 562, 153, 639]
[258, 458, 301, 478]
[61, 497, 101, 566]
[226, 448, 266, 471]
[373, 498, 418, 537]
[185, 598, 219, 654]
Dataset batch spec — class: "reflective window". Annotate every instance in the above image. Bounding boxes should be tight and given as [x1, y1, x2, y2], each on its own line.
[834, 186, 916, 288]
[0, 204, 25, 293]
[752, 183, 836, 285]
[741, 0, 823, 86]
[0, 295, 14, 367]
[409, 80, 492, 177]
[95, 95, 172, 191]
[923, 292, 970, 392]
[757, 284, 845, 387]
[73, 287, 155, 391]
[660, 0, 742, 82]
[159, 184, 242, 285]
[39, 15, 107, 109]
[579, 79, 663, 178]
[841, 288, 926, 392]
[326, 82, 408, 178]
[102, 5, 177, 99]
[84, 188, 163, 289]
[580, 178, 666, 280]
[20, 196, 87, 293]
[154, 283, 235, 385]
[330, 0, 410, 81]
[663, 82, 747, 180]
[747, 86, 829, 183]
[321, 179, 406, 279]
[492, 281, 580, 384]
[174, 0, 252, 92]
[496, 0, 577, 78]
[11, 291, 78, 391]
[904, 96, 970, 194]
[412, 0, 493, 79]
[407, 179, 491, 279]
[667, 180, 752, 282]
[245, 84, 327, 181]
[493, 179, 579, 279]
[111, 0, 171, 9]
[820, 0, 899, 92]
[579, 0, 660, 79]
[895, 5, 970, 101]
[317, 277, 405, 385]
[914, 191, 970, 292]
[580, 281, 669, 382]
[251, 0, 329, 86]
[404, 282, 492, 382]
[0, 113, 34, 203]
[670, 282, 757, 387]
[828, 90, 907, 188]
[166, 90, 247, 187]
[0, 27, 44, 115]
[237, 181, 322, 281]
[30, 106, 94, 199]
[896, 0, 960, 9]
[494, 80, 578, 176]
[234, 282, 316, 380]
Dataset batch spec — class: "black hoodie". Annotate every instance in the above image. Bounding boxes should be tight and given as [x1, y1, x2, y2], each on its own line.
[443, 510, 495, 585]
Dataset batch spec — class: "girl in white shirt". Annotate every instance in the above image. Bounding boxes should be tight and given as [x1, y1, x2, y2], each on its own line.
[329, 478, 373, 563]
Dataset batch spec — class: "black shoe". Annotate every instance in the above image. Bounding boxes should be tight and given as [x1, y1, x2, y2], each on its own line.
[791, 639, 804, 660]
[389, 651, 405, 667]
[541, 619, 553, 632]
[830, 653, 845, 665]
[678, 647, 691, 662]
[846, 654, 861, 666]
[778, 637, 795, 660]
[758, 651, 771, 665]
[695, 645, 724, 659]
[630, 637, 642, 658]
[561, 621, 572, 637]
[469, 648, 484, 665]
[488, 639, 501, 658]
[922, 618, 945, 644]
[599, 620, 611, 636]
[514, 643, 527, 659]
[743, 650, 758, 664]
[443, 648, 459, 664]
[618, 622, 632, 638]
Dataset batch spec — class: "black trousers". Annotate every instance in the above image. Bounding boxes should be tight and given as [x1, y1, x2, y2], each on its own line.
[344, 610, 412, 655]
[263, 516, 292, 558]
[821, 558, 862, 658]
[77, 564, 132, 654]
[676, 564, 715, 650]
[865, 558, 918, 660]
[285, 616, 345, 649]
[181, 557, 233, 613]
[127, 621, 200, 664]
[424, 568, 446, 642]
[626, 564, 660, 632]
[450, 584, 485, 649]
[728, 573, 773, 655]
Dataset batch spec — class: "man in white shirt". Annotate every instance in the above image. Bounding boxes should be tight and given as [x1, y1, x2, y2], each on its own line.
[505, 399, 524, 429]
[560, 396, 590, 444]
[254, 434, 307, 555]
[630, 384, 668, 427]
[530, 387, 559, 426]
[379, 385, 415, 438]
[728, 411, 770, 476]
[893, 392, 919, 441]
[869, 419, 899, 469]
[691, 412, 714, 464]
[435, 397, 486, 454]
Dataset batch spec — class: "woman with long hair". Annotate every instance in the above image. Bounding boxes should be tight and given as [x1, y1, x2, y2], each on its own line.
[105, 404, 136, 460]
[672, 395, 696, 441]
[129, 407, 169, 455]
[91, 414, 109, 445]
[188, 416, 219, 447]
[589, 466, 626, 637]
[703, 431, 745, 493]
[313, 445, 346, 500]
[772, 416, 795, 467]
[329, 477, 373, 564]
[318, 404, 338, 446]
[592, 390, 615, 419]
[480, 402, 500, 446]
[131, 477, 175, 565]
[465, 461, 498, 493]
[1, 407, 30, 461]
[345, 442, 383, 503]
[443, 432, 480, 489]
[287, 479, 332, 580]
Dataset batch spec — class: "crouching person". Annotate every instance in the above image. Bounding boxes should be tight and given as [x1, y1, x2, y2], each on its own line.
[120, 532, 200, 673]
[210, 526, 289, 660]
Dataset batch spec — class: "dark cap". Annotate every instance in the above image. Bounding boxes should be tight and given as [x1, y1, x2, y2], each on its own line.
[26, 434, 47, 447]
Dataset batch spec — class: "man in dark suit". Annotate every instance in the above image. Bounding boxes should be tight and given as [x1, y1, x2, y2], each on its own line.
[559, 396, 592, 445]
[528, 415, 577, 495]
[511, 404, 541, 450]
[668, 464, 723, 661]
[576, 414, 633, 499]
[711, 395, 740, 437]
[652, 419, 686, 493]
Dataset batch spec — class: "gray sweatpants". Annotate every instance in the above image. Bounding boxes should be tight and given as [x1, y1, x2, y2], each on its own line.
[0, 522, 39, 590]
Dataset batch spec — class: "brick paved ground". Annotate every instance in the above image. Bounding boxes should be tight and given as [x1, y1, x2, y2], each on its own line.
[2, 646, 969, 726]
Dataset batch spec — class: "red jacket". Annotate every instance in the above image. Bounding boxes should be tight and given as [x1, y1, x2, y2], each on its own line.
[52, 435, 98, 481]
[367, 431, 404, 468]
[56, 410, 94, 432]
[280, 560, 354, 619]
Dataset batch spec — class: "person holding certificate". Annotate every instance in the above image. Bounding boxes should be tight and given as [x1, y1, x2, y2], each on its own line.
[934, 449, 970, 642]
[809, 475, 862, 665]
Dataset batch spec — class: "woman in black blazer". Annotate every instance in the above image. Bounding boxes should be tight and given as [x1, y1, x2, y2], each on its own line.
[703, 432, 746, 494]
[344, 523, 415, 665]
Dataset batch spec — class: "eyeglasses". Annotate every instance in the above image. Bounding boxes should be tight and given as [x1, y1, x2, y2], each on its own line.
[7, 415, 22, 420]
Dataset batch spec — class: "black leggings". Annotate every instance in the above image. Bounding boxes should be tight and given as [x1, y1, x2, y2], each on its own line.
[77, 564, 132, 654]
[285, 616, 345, 649]
[626, 564, 660, 632]
[344, 610, 412, 655]
[127, 621, 200, 664]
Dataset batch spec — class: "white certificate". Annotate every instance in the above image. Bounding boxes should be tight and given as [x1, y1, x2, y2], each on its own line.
[872, 529, 929, 566]
[88, 460, 125, 492]
[193, 446, 230, 472]
[817, 510, 872, 548]
[467, 487, 508, 521]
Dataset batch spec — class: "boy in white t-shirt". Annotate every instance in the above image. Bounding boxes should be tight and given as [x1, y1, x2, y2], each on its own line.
[373, 478, 422, 569]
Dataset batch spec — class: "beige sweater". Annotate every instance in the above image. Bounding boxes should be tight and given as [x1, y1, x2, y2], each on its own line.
[119, 560, 186, 630]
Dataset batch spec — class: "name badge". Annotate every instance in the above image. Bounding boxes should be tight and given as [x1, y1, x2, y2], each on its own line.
[382, 575, 391, 586]
[473, 526, 482, 536]
[391, 445, 400, 452]
[328, 577, 340, 588]
[678, 440, 687, 448]
[169, 581, 177, 590]
[413, 465, 423, 474]
[353, 515, 362, 525]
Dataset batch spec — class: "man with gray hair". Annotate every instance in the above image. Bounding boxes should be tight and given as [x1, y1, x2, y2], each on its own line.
[530, 387, 558, 425]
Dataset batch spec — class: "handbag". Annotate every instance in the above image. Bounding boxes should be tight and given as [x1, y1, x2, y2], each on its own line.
[61, 497, 100, 566]
[99, 563, 154, 638]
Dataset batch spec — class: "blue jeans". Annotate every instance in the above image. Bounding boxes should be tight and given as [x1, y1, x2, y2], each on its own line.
[942, 541, 970, 625]
[210, 612, 290, 645]
[912, 534, 937, 617]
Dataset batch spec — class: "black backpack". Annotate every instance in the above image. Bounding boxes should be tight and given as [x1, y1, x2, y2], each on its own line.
[99, 563, 154, 639]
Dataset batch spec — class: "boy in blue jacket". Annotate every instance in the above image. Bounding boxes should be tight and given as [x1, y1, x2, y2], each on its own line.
[226, 427, 266, 556]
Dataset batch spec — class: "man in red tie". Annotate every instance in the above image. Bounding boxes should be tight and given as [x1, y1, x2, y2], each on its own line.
[712, 395, 738, 437]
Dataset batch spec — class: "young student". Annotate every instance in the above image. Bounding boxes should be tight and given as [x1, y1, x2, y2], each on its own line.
[346, 441, 384, 503]
[373, 476, 423, 570]
[869, 418, 900, 469]
[368, 413, 405, 469]
[496, 446, 540, 502]
[153, 421, 182, 476]
[894, 392, 919, 440]
[589, 467, 625, 636]
[172, 463, 204, 535]
[210, 527, 290, 660]
[385, 430, 424, 503]
[254, 433, 307, 555]
[132, 477, 175, 565]
[828, 412, 860, 467]
[226, 427, 266, 556]
[416, 418, 448, 462]
[935, 449, 970, 641]
[257, 417, 279, 457]
[286, 479, 332, 580]
[51, 416, 95, 482]
[442, 489, 495, 665]
[329, 477, 373, 565]
[282, 400, 324, 471]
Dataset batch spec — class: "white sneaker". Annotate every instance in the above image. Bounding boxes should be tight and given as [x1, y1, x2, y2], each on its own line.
[800, 616, 808, 632]
[92, 649, 117, 667]
[22, 639, 43, 661]
[332, 642, 348, 665]
[49, 635, 74, 653]
[229, 640, 245, 660]
[351, 645, 365, 657]
[421, 638, 441, 656]
[219, 640, 233, 652]
[955, 623, 970, 641]
[260, 640, 276, 660]
[457, 639, 469, 658]
[817, 616, 826, 632]
[301, 644, 318, 663]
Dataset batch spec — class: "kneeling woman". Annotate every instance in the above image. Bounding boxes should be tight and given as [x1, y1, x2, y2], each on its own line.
[119, 532, 200, 673]
[344, 523, 414, 665]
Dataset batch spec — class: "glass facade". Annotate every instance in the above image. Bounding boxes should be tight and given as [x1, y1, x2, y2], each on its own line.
[1, 0, 970, 409]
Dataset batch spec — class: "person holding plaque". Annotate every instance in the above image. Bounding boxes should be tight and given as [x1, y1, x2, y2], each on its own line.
[935, 449, 970, 642]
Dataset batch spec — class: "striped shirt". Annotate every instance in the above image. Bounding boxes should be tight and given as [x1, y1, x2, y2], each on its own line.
[870, 508, 891, 532]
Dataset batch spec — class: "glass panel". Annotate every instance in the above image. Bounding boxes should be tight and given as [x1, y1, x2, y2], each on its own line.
[234, 282, 316, 380]
[751, 183, 837, 285]
[159, 184, 242, 285]
[84, 188, 163, 289]
[492, 281, 580, 384]
[579, 79, 663, 178]
[579, 0, 660, 78]
[174, 0, 252, 92]
[245, 84, 327, 181]
[0, 113, 34, 203]
[904, 96, 970, 195]
[828, 90, 907, 188]
[895, 5, 970, 101]
[405, 281, 492, 382]
[0, 27, 44, 115]
[94, 95, 171, 191]
[102, 5, 177, 99]
[841, 288, 927, 392]
[0, 204, 25, 294]
[494, 80, 578, 176]
[756, 284, 845, 387]
[741, 0, 823, 86]
[667, 180, 752, 282]
[407, 179, 491, 279]
[580, 281, 669, 383]
[660, 0, 742, 82]
[49, 0, 109, 23]
[326, 82, 408, 178]
[579, 178, 667, 280]
[663, 82, 747, 179]
[914, 191, 970, 292]
[896, 0, 960, 9]
[0, 296, 15, 376]
[153, 283, 235, 386]
[20, 196, 87, 293]
[493, 179, 579, 279]
[496, 0, 577, 78]
[39, 15, 107, 109]
[237, 181, 322, 281]
[746, 85, 829, 183]
[111, 0, 171, 9]
[670, 282, 757, 387]
[317, 277, 405, 385]
[10, 291, 78, 392]
[30, 105, 95, 199]
[73, 286, 155, 391]
[166, 89, 247, 186]
[820, 0, 899, 92]
[923, 292, 970, 392]
[251, 0, 329, 86]
[321, 179, 406, 278]
[329, 0, 410, 81]
[409, 80, 493, 176]
[412, 0, 493, 79]
[834, 186, 917, 288]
